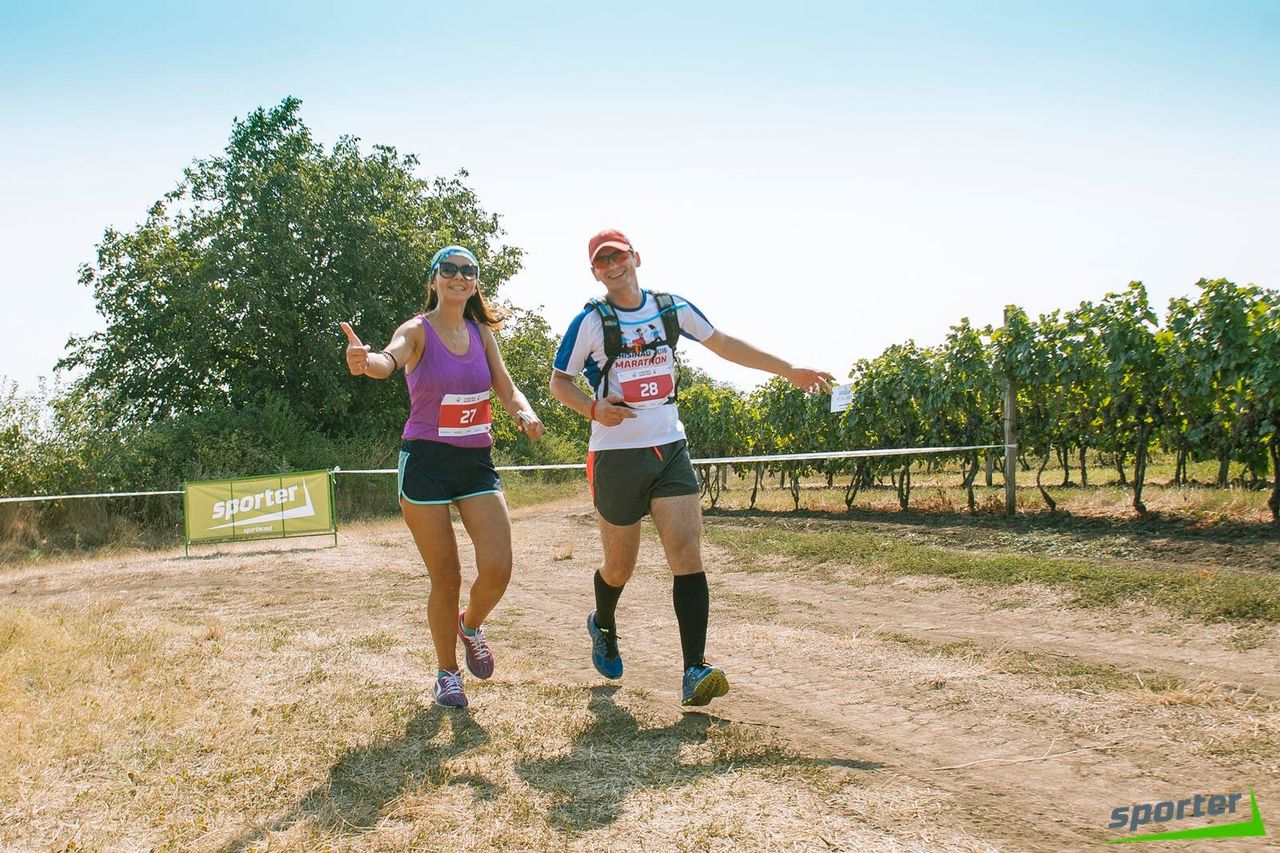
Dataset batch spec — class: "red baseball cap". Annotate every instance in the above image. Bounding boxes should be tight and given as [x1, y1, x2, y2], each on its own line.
[588, 229, 633, 261]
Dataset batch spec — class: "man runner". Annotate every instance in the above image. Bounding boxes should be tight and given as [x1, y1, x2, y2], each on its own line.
[549, 228, 834, 705]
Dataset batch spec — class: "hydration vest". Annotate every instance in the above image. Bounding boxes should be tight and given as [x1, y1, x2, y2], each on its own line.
[585, 291, 682, 405]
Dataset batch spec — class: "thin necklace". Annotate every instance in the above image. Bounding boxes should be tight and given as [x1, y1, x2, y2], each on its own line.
[434, 316, 468, 349]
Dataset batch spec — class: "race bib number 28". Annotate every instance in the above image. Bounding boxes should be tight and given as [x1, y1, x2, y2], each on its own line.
[616, 358, 675, 410]
[439, 392, 492, 436]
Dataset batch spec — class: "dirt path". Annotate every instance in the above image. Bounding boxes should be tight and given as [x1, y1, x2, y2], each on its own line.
[5, 501, 1277, 851]
[499, 503, 1279, 851]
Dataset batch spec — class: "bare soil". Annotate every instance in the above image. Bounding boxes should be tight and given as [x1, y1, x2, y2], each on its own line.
[3, 498, 1277, 851]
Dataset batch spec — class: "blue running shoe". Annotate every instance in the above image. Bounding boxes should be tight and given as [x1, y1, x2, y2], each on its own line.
[587, 611, 623, 679]
[681, 664, 729, 706]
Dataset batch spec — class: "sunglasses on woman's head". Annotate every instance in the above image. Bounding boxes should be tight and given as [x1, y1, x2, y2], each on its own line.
[438, 261, 479, 280]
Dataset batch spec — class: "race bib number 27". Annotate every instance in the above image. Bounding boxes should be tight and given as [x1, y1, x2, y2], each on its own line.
[439, 392, 492, 436]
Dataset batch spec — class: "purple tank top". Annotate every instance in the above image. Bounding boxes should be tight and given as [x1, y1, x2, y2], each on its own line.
[402, 316, 494, 447]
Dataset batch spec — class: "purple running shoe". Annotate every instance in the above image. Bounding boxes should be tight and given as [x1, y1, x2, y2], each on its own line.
[458, 612, 495, 679]
[431, 669, 468, 708]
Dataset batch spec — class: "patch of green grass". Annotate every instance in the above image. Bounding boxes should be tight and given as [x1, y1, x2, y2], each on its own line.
[1230, 624, 1269, 652]
[499, 472, 585, 510]
[701, 459, 1275, 522]
[877, 631, 1146, 693]
[353, 631, 399, 653]
[705, 524, 1280, 624]
[716, 590, 782, 620]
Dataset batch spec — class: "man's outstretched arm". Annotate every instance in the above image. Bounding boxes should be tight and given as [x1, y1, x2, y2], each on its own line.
[699, 330, 835, 393]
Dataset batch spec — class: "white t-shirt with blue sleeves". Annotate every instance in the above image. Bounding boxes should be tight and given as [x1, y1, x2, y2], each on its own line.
[554, 290, 715, 451]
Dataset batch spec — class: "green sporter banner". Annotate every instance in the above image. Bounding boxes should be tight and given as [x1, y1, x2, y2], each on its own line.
[183, 470, 336, 547]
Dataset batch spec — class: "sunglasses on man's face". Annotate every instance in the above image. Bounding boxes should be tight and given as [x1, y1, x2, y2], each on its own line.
[438, 261, 479, 280]
[591, 250, 631, 270]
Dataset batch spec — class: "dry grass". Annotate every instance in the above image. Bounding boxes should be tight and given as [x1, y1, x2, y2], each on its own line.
[0, 598, 992, 851]
[6, 497, 1278, 850]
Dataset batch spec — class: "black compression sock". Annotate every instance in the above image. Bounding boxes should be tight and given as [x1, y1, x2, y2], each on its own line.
[672, 572, 710, 671]
[593, 570, 625, 632]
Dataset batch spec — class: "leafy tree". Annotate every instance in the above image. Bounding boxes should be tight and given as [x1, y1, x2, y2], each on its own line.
[679, 382, 749, 506]
[848, 342, 935, 510]
[1245, 287, 1280, 520]
[493, 305, 588, 465]
[1060, 303, 1107, 486]
[1164, 279, 1260, 486]
[1007, 310, 1077, 512]
[837, 357, 880, 509]
[753, 377, 816, 508]
[1091, 283, 1168, 514]
[57, 97, 522, 484]
[0, 380, 52, 495]
[934, 319, 1000, 510]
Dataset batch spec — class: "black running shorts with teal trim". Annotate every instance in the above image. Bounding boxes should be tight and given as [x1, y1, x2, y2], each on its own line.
[586, 439, 699, 526]
[398, 439, 502, 505]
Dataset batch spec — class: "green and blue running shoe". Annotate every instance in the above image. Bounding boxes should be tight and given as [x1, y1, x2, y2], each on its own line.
[681, 663, 729, 706]
[587, 610, 623, 679]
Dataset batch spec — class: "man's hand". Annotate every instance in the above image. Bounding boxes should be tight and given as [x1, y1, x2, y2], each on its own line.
[785, 368, 836, 395]
[340, 322, 371, 375]
[592, 393, 638, 426]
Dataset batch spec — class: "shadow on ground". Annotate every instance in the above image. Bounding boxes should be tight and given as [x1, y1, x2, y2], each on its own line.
[705, 503, 1280, 571]
[514, 685, 882, 832]
[222, 704, 494, 850]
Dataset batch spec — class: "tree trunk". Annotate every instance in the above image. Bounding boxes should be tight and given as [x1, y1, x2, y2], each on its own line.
[985, 454, 993, 487]
[789, 468, 800, 510]
[1132, 427, 1150, 515]
[1058, 446, 1071, 487]
[844, 460, 867, 511]
[1115, 452, 1129, 486]
[1268, 434, 1279, 523]
[706, 464, 721, 508]
[1078, 446, 1088, 487]
[897, 463, 911, 511]
[750, 463, 763, 509]
[962, 452, 980, 513]
[1037, 451, 1057, 513]
[1217, 450, 1230, 488]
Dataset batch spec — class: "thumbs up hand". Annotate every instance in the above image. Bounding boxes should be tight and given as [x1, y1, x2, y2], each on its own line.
[340, 321, 372, 375]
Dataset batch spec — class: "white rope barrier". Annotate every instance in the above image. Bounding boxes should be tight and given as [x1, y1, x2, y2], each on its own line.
[689, 444, 1008, 466]
[329, 444, 1012, 476]
[331, 463, 589, 474]
[0, 488, 183, 505]
[0, 444, 1015, 504]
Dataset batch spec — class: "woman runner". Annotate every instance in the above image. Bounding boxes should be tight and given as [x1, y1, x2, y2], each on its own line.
[342, 245, 544, 708]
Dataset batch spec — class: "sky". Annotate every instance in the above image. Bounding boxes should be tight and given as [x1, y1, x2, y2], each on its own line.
[2, 0, 1278, 394]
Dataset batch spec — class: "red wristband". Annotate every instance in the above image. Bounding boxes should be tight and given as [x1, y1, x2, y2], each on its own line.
[589, 400, 599, 421]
